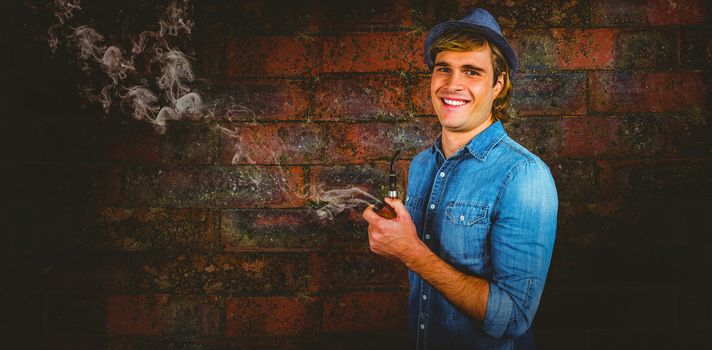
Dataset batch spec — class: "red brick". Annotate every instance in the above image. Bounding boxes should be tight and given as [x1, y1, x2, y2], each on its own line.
[598, 159, 712, 201]
[548, 160, 602, 202]
[219, 123, 325, 164]
[194, 22, 225, 77]
[411, 74, 435, 115]
[591, 0, 651, 26]
[314, 75, 408, 120]
[208, 1, 314, 35]
[21, 207, 219, 252]
[38, 121, 147, 163]
[553, 29, 615, 69]
[614, 30, 675, 69]
[308, 253, 407, 292]
[220, 209, 368, 252]
[309, 162, 405, 200]
[325, 119, 440, 163]
[505, 116, 563, 159]
[106, 294, 221, 336]
[322, 292, 407, 332]
[106, 294, 170, 335]
[321, 31, 424, 73]
[451, 0, 590, 27]
[680, 28, 712, 70]
[513, 73, 587, 116]
[208, 80, 310, 121]
[592, 0, 706, 26]
[225, 296, 319, 337]
[508, 29, 557, 70]
[589, 71, 705, 113]
[92, 208, 219, 252]
[225, 36, 319, 77]
[646, 0, 706, 25]
[20, 253, 309, 295]
[560, 116, 622, 158]
[123, 166, 306, 208]
[309, 0, 413, 31]
[159, 122, 221, 165]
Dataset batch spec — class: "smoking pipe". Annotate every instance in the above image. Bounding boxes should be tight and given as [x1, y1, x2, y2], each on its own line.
[373, 150, 401, 219]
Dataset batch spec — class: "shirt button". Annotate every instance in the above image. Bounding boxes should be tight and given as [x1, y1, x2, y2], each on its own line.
[439, 172, 445, 177]
[429, 204, 435, 209]
[460, 215, 465, 221]
[420, 324, 425, 330]
[425, 234, 430, 240]
[405, 196, 409, 202]
[422, 294, 427, 300]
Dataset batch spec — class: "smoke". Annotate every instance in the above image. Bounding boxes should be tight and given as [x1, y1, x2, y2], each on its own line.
[154, 48, 194, 103]
[42, 0, 204, 133]
[37, 0, 386, 222]
[308, 186, 382, 221]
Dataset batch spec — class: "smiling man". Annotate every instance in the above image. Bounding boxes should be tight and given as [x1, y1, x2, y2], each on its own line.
[363, 8, 558, 350]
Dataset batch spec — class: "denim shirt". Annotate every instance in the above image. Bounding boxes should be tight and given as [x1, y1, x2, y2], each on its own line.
[405, 121, 558, 350]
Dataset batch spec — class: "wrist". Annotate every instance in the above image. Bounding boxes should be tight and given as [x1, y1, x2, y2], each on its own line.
[403, 240, 431, 271]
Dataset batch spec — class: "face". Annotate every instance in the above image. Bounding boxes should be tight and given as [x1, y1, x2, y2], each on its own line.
[430, 45, 503, 136]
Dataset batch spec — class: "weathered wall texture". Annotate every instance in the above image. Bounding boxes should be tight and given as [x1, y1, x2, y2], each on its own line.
[3, 0, 711, 349]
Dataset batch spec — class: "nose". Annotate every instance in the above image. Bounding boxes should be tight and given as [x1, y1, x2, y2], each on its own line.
[443, 71, 465, 92]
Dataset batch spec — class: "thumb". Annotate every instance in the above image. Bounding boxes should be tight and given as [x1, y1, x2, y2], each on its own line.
[384, 197, 411, 219]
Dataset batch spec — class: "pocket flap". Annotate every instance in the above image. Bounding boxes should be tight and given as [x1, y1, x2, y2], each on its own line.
[446, 202, 488, 226]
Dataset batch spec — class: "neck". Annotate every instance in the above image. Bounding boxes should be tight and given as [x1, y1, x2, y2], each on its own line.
[441, 118, 494, 158]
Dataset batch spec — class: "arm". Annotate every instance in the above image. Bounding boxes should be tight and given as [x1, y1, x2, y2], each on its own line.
[363, 161, 557, 338]
[363, 197, 490, 320]
[482, 161, 558, 338]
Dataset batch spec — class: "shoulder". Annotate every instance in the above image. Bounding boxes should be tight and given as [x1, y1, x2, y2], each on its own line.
[497, 135, 546, 166]
[409, 146, 433, 169]
[489, 135, 555, 192]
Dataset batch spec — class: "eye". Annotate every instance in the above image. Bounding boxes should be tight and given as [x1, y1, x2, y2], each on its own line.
[464, 70, 480, 76]
[435, 67, 451, 73]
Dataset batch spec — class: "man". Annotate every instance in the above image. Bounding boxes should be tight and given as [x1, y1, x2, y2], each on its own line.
[363, 8, 558, 350]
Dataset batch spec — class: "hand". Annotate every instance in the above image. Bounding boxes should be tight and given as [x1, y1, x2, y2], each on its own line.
[362, 197, 426, 264]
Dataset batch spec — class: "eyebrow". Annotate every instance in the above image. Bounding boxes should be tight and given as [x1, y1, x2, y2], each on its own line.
[433, 61, 486, 73]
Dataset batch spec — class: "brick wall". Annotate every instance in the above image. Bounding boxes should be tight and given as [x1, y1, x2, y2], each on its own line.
[4, 0, 710, 349]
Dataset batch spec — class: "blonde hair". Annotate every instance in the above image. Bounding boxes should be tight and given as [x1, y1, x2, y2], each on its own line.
[429, 29, 513, 123]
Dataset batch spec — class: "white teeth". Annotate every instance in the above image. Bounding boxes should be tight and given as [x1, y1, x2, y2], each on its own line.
[443, 98, 467, 106]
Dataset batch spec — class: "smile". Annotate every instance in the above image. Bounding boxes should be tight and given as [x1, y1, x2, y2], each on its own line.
[441, 98, 469, 106]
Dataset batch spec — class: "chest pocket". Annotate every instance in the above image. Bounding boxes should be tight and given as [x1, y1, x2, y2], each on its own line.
[446, 202, 488, 226]
[441, 201, 490, 273]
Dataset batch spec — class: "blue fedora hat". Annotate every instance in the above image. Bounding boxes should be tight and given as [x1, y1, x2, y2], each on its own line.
[424, 8, 519, 77]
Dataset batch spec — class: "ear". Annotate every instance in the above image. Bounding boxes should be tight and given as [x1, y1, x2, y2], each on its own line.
[493, 72, 505, 97]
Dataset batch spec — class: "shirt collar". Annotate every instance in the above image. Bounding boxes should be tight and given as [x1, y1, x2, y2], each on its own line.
[430, 121, 506, 162]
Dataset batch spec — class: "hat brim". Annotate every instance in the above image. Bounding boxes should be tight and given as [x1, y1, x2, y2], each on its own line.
[424, 20, 519, 77]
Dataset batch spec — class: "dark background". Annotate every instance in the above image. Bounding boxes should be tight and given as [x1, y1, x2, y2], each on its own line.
[3, 0, 711, 349]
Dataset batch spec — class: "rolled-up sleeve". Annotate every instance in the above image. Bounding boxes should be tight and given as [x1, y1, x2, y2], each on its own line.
[482, 160, 558, 338]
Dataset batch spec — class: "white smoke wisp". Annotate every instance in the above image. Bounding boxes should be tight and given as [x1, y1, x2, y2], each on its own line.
[51, 0, 81, 24]
[67, 25, 106, 71]
[101, 45, 134, 84]
[174, 92, 203, 119]
[218, 125, 303, 205]
[120, 85, 159, 121]
[40, 0, 206, 132]
[218, 125, 286, 164]
[47, 24, 63, 52]
[131, 31, 157, 57]
[159, 0, 194, 37]
[308, 185, 382, 221]
[155, 48, 194, 102]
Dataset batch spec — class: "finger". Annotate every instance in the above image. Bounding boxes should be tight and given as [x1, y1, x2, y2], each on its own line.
[384, 197, 411, 219]
[362, 204, 378, 223]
